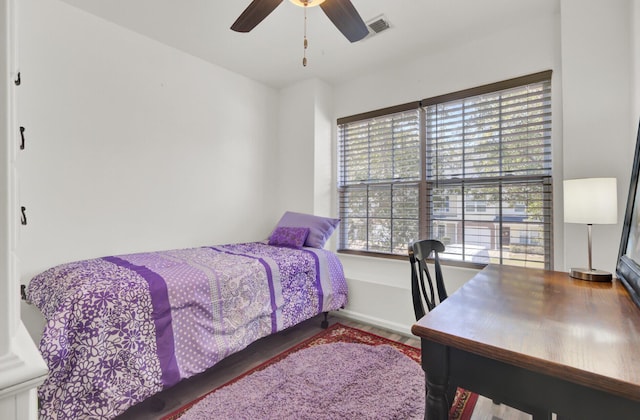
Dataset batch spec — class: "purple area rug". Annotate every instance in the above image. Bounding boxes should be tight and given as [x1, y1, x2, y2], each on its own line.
[163, 323, 477, 420]
[179, 342, 424, 419]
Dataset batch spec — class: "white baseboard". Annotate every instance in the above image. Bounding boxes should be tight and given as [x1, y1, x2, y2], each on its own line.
[332, 309, 415, 338]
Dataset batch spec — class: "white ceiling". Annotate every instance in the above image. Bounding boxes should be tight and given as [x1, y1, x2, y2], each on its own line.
[59, 0, 560, 88]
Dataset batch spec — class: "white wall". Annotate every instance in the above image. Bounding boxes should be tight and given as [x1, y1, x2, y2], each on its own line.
[560, 0, 632, 276]
[312, 79, 335, 219]
[633, 0, 640, 128]
[334, 14, 559, 120]
[17, 0, 280, 339]
[331, 13, 562, 334]
[276, 80, 317, 214]
[17, 0, 279, 276]
[275, 78, 335, 217]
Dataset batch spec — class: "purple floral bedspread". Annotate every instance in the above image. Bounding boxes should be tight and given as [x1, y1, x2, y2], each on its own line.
[27, 242, 348, 419]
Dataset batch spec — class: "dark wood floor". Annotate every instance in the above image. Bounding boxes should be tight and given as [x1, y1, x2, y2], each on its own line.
[116, 314, 531, 420]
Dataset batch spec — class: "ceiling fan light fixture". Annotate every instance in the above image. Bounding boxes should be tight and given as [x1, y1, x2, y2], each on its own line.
[289, 0, 326, 7]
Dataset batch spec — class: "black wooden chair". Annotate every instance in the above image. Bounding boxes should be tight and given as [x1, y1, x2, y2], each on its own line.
[409, 239, 458, 407]
[409, 239, 448, 321]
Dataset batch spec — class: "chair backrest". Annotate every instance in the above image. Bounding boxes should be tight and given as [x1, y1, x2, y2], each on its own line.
[409, 239, 448, 321]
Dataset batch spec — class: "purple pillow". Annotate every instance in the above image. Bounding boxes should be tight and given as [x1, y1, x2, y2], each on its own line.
[275, 211, 340, 249]
[268, 226, 310, 249]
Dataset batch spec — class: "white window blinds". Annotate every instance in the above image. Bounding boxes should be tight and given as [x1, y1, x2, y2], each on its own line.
[338, 71, 553, 269]
[338, 108, 421, 254]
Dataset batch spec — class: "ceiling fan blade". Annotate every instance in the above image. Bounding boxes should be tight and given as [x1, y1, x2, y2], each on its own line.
[320, 0, 369, 43]
[231, 0, 284, 33]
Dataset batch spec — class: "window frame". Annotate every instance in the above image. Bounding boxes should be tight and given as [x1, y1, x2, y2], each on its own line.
[337, 71, 553, 269]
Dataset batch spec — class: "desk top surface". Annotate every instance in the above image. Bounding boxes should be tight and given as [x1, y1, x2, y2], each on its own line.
[411, 264, 640, 402]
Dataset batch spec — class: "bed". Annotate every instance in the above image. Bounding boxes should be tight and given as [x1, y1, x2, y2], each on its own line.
[26, 214, 347, 419]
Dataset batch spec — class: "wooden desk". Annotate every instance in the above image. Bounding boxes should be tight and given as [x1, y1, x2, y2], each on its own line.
[411, 265, 640, 420]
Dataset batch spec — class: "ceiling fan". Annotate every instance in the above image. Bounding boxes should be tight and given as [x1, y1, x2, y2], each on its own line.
[231, 0, 370, 53]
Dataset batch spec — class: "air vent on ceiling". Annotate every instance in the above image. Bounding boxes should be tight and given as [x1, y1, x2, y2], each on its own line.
[360, 15, 390, 41]
[368, 16, 390, 34]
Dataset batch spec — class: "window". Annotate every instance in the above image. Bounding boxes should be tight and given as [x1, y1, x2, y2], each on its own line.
[433, 196, 450, 213]
[337, 71, 553, 268]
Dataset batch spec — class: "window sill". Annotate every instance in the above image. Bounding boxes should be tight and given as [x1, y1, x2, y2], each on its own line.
[337, 249, 488, 270]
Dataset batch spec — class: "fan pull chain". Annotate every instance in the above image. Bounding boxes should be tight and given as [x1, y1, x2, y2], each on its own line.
[302, 4, 308, 67]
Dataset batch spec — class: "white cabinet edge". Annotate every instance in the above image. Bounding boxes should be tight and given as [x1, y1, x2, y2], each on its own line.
[0, 324, 47, 399]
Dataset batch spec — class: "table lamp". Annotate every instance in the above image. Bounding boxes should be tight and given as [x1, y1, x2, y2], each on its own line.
[564, 177, 617, 281]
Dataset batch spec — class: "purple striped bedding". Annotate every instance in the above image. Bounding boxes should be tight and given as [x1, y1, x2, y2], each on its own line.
[27, 242, 348, 419]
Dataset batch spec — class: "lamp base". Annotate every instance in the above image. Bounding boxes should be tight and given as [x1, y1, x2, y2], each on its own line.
[569, 267, 612, 282]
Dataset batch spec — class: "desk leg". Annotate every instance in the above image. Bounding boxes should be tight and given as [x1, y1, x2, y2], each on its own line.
[421, 339, 450, 420]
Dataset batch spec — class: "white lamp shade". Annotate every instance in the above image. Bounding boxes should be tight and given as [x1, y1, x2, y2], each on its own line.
[564, 178, 618, 224]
